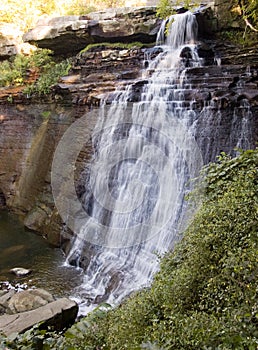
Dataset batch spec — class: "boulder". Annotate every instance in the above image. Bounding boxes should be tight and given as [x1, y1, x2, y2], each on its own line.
[0, 23, 35, 59]
[10, 267, 31, 277]
[0, 297, 78, 336]
[7, 289, 54, 313]
[0, 290, 15, 314]
[23, 7, 161, 55]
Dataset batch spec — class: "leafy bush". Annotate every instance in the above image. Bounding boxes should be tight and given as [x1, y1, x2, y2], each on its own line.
[0, 54, 30, 86]
[82, 148, 257, 349]
[0, 49, 71, 96]
[24, 58, 71, 96]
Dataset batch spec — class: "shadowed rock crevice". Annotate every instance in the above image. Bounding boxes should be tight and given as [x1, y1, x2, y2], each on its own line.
[0, 190, 6, 208]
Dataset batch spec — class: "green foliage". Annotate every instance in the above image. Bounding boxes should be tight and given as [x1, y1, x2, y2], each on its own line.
[25, 58, 71, 96]
[1, 149, 258, 349]
[0, 325, 59, 350]
[0, 54, 29, 87]
[0, 0, 125, 31]
[239, 0, 258, 29]
[79, 41, 151, 54]
[156, 0, 195, 19]
[156, 0, 174, 19]
[41, 111, 51, 119]
[30, 49, 53, 68]
[0, 49, 71, 96]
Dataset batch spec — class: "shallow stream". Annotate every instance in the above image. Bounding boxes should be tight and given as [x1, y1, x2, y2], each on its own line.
[0, 210, 83, 299]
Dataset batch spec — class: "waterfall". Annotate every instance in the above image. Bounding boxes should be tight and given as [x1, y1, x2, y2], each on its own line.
[55, 11, 252, 314]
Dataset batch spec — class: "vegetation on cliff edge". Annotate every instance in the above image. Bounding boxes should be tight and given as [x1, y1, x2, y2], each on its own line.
[0, 49, 71, 96]
[1, 148, 257, 349]
[157, 0, 258, 45]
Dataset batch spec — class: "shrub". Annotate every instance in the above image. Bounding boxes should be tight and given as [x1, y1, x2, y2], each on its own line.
[25, 58, 71, 96]
[0, 49, 71, 96]
[0, 54, 29, 86]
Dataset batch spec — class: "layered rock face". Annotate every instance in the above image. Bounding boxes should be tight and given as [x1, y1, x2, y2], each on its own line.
[0, 5, 257, 248]
[23, 7, 161, 55]
[0, 45, 147, 246]
[0, 103, 99, 246]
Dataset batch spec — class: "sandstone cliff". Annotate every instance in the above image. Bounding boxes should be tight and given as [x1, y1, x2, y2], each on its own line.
[0, 4, 257, 249]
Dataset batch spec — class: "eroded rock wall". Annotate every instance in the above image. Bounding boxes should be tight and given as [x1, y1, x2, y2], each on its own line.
[0, 45, 146, 246]
[0, 5, 257, 248]
[0, 103, 100, 245]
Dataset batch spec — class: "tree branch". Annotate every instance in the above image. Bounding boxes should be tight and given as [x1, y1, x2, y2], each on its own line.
[244, 17, 258, 32]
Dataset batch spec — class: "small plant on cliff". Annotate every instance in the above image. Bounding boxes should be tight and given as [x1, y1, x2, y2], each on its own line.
[0, 54, 30, 86]
[156, 0, 196, 19]
[79, 41, 151, 55]
[0, 48, 71, 96]
[24, 58, 71, 96]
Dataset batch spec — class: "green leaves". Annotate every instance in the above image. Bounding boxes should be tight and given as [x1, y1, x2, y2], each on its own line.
[25, 58, 71, 96]
[0, 49, 71, 97]
[156, 0, 199, 19]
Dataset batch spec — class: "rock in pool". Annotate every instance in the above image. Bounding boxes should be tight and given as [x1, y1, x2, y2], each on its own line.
[10, 267, 31, 277]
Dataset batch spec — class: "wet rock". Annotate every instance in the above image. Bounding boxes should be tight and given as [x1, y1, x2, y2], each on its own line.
[197, 42, 215, 65]
[10, 267, 31, 277]
[0, 297, 78, 336]
[7, 289, 54, 313]
[128, 79, 148, 102]
[0, 290, 15, 309]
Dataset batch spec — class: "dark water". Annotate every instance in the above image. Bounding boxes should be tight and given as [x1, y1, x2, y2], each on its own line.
[0, 210, 83, 298]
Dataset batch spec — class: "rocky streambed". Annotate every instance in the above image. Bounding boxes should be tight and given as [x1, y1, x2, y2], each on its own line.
[0, 210, 83, 335]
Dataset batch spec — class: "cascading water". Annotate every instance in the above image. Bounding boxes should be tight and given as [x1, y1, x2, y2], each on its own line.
[56, 11, 253, 313]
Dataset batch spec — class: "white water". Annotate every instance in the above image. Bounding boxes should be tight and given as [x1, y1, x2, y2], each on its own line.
[64, 11, 251, 314]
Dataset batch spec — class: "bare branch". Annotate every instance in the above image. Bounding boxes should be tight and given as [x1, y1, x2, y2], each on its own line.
[244, 17, 258, 32]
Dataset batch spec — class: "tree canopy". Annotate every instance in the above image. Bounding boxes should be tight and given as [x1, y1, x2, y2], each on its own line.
[0, 0, 125, 31]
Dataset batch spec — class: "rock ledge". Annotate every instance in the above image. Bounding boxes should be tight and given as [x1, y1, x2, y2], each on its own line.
[23, 7, 161, 55]
[0, 288, 78, 336]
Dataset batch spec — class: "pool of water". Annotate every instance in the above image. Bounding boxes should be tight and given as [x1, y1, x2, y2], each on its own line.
[0, 210, 83, 299]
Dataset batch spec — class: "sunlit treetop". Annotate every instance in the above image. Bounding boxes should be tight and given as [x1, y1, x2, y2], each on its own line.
[0, 0, 125, 31]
